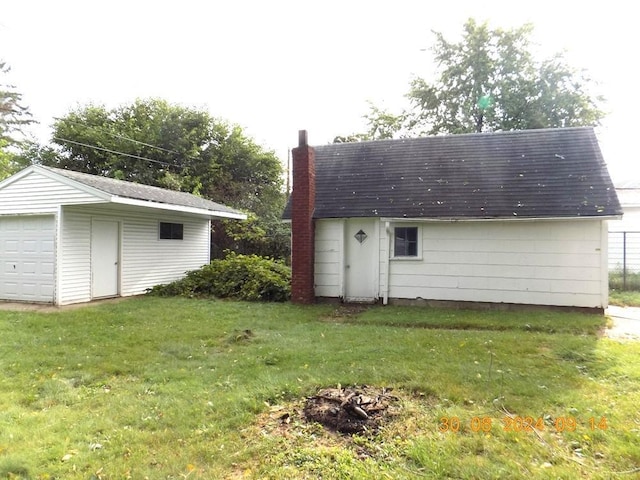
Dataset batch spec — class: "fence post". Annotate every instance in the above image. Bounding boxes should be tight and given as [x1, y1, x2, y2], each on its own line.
[623, 231, 627, 290]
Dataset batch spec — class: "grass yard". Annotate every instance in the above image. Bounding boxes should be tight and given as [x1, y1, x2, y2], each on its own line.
[609, 290, 640, 307]
[0, 297, 638, 479]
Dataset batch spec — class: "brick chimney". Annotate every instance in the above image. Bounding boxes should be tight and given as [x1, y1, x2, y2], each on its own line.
[291, 130, 316, 304]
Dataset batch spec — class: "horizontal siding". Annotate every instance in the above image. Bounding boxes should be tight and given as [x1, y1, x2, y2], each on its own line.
[422, 250, 601, 268]
[391, 285, 599, 308]
[59, 205, 210, 304]
[314, 220, 343, 297]
[0, 171, 103, 214]
[59, 210, 92, 304]
[121, 216, 210, 295]
[387, 220, 606, 308]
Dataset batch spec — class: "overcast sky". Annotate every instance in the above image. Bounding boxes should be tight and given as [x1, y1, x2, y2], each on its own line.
[1, 0, 636, 182]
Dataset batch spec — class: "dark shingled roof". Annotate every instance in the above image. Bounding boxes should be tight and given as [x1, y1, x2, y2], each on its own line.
[284, 127, 622, 220]
[43, 166, 243, 217]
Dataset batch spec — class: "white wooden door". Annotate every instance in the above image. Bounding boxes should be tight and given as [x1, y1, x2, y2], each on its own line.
[91, 219, 119, 298]
[344, 219, 378, 302]
[0, 215, 55, 302]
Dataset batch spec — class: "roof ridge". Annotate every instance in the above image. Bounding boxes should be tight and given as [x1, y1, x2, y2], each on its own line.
[315, 126, 594, 148]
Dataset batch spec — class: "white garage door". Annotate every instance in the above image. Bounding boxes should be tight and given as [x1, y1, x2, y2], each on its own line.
[0, 216, 55, 303]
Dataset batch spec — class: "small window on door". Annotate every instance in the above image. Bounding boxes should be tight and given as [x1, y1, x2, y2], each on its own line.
[159, 222, 184, 240]
[394, 226, 418, 257]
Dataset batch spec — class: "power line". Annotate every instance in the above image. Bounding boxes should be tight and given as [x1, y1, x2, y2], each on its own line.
[102, 130, 182, 157]
[52, 137, 180, 168]
[52, 116, 188, 158]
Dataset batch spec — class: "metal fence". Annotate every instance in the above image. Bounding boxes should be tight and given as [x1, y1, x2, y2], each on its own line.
[609, 231, 640, 290]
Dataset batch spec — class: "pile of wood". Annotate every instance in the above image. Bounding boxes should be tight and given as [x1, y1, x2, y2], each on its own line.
[303, 385, 398, 434]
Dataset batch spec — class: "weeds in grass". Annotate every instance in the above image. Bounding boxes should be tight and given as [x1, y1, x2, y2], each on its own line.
[609, 269, 640, 292]
[0, 298, 637, 479]
[609, 289, 640, 306]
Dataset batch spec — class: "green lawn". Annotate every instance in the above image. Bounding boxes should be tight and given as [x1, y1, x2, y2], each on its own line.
[609, 290, 640, 307]
[0, 297, 638, 479]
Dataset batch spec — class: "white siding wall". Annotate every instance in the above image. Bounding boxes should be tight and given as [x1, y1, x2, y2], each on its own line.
[120, 212, 210, 296]
[59, 209, 92, 304]
[59, 205, 211, 305]
[0, 171, 102, 214]
[314, 219, 344, 297]
[385, 220, 606, 308]
[314, 218, 608, 308]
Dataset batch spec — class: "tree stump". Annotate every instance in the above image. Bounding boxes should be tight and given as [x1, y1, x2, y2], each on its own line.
[303, 385, 398, 434]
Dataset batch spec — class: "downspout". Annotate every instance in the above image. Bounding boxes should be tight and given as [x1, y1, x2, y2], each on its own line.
[55, 205, 63, 306]
[601, 220, 609, 309]
[383, 221, 391, 305]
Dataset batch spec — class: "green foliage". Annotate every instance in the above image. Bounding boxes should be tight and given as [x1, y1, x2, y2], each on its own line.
[0, 139, 16, 180]
[340, 19, 604, 141]
[609, 290, 640, 307]
[211, 214, 291, 260]
[42, 99, 284, 218]
[609, 269, 640, 292]
[23, 98, 289, 258]
[149, 252, 291, 301]
[0, 61, 35, 179]
[0, 61, 34, 144]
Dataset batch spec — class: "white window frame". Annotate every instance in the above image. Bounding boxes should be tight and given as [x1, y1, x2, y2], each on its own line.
[392, 224, 421, 260]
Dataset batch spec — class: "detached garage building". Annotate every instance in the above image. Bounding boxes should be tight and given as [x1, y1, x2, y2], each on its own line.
[0, 165, 245, 305]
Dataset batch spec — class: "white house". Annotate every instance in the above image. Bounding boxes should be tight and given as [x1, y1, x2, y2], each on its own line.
[608, 181, 640, 272]
[284, 128, 622, 312]
[0, 165, 245, 305]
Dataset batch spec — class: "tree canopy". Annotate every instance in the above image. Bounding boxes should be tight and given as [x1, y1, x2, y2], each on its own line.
[37, 99, 284, 219]
[1, 61, 34, 179]
[341, 19, 604, 140]
[25, 98, 289, 258]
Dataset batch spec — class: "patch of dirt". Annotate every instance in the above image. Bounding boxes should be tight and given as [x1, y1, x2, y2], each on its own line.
[320, 304, 371, 322]
[226, 329, 254, 344]
[303, 385, 399, 435]
[0, 296, 134, 313]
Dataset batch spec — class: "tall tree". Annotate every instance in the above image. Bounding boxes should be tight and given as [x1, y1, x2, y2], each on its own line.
[31, 98, 289, 258]
[346, 19, 604, 140]
[42, 99, 285, 219]
[0, 61, 35, 179]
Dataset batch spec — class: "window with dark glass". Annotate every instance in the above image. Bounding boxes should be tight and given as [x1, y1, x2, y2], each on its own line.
[394, 227, 418, 257]
[159, 222, 184, 240]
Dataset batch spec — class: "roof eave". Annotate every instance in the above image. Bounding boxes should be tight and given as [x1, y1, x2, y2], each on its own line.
[110, 196, 247, 219]
[379, 215, 622, 223]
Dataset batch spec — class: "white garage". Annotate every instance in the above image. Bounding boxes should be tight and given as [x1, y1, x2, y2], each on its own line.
[0, 165, 245, 305]
[0, 216, 55, 302]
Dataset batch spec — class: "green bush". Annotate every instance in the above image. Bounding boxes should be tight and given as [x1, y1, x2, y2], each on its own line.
[148, 252, 291, 302]
[609, 269, 640, 292]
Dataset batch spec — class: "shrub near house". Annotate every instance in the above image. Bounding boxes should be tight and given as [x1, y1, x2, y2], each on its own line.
[148, 252, 291, 302]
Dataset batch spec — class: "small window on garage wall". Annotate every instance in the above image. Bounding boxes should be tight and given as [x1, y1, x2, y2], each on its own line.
[159, 222, 184, 240]
[394, 226, 419, 257]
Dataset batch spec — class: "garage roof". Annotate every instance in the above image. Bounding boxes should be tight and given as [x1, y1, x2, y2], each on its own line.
[6, 166, 246, 219]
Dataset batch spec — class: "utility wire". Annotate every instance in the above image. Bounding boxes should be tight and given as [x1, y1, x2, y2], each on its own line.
[99, 130, 181, 156]
[53, 137, 180, 168]
[52, 116, 203, 161]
